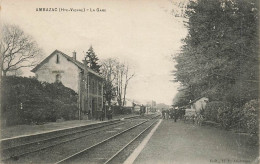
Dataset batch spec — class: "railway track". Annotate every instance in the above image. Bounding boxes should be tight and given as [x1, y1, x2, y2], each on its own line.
[1, 121, 124, 161]
[55, 115, 160, 164]
[1, 115, 141, 161]
[2, 114, 159, 164]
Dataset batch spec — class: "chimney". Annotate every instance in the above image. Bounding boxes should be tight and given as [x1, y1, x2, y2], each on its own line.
[72, 51, 76, 60]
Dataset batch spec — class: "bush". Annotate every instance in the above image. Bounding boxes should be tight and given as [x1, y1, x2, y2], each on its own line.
[4, 105, 23, 126]
[230, 107, 244, 130]
[112, 106, 121, 114]
[216, 102, 233, 129]
[204, 101, 231, 123]
[204, 101, 233, 129]
[54, 101, 78, 120]
[122, 107, 132, 114]
[204, 100, 259, 135]
[1, 76, 79, 126]
[241, 100, 259, 135]
[111, 106, 133, 115]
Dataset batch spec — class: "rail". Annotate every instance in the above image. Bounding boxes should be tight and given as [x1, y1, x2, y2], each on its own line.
[1, 115, 143, 161]
[55, 115, 160, 164]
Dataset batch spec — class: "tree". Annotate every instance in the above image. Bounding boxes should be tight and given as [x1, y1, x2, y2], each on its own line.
[173, 0, 259, 106]
[100, 58, 135, 108]
[0, 24, 42, 76]
[84, 46, 101, 73]
[122, 64, 135, 106]
[114, 62, 135, 108]
[100, 58, 118, 106]
[172, 88, 192, 107]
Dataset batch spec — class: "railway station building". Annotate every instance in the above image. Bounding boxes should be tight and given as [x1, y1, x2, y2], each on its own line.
[31, 50, 104, 119]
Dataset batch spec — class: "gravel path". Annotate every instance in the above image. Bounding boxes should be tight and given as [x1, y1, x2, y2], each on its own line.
[133, 119, 259, 164]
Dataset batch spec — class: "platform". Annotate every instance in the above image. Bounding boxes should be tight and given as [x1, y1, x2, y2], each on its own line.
[1, 114, 138, 139]
[131, 119, 258, 164]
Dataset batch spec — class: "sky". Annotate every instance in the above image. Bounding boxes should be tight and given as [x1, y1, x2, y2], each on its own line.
[1, 0, 187, 105]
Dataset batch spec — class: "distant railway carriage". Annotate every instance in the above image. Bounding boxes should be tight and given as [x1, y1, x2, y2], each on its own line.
[149, 108, 157, 113]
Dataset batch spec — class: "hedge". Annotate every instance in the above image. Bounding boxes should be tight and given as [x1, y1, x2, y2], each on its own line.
[1, 76, 79, 126]
[204, 100, 259, 135]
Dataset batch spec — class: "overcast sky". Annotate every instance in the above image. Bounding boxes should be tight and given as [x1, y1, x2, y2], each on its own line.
[1, 0, 187, 105]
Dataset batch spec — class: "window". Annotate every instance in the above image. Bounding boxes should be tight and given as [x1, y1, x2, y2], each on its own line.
[56, 74, 61, 83]
[98, 82, 102, 95]
[56, 54, 60, 64]
[93, 80, 97, 94]
[91, 79, 95, 93]
[98, 98, 102, 110]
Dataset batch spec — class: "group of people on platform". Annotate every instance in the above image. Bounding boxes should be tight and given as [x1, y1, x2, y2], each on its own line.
[162, 108, 185, 122]
[97, 108, 113, 121]
[86, 107, 113, 121]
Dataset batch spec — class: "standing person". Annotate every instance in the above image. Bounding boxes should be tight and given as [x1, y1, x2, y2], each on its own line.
[174, 107, 178, 122]
[107, 107, 110, 120]
[110, 108, 113, 119]
[169, 108, 174, 119]
[87, 109, 91, 120]
[179, 108, 185, 120]
[162, 108, 165, 119]
[107, 107, 113, 120]
[140, 105, 144, 116]
[182, 109, 186, 120]
[142, 106, 146, 116]
[166, 109, 169, 120]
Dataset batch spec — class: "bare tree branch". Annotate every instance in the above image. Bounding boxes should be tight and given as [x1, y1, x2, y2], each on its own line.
[100, 58, 135, 108]
[1, 24, 42, 76]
